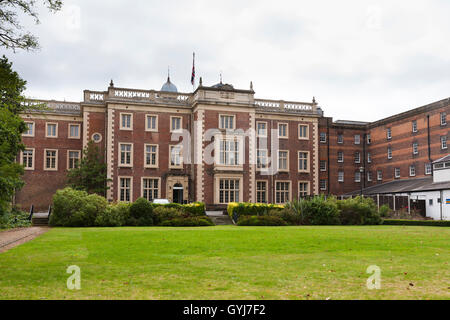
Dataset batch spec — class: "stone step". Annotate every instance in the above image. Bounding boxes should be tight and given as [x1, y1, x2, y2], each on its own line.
[208, 215, 234, 226]
[32, 218, 49, 226]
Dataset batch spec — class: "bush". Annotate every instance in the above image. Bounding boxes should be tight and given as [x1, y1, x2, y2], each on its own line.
[153, 206, 184, 225]
[267, 208, 301, 226]
[301, 196, 340, 225]
[237, 215, 288, 226]
[0, 208, 31, 229]
[95, 202, 130, 227]
[379, 204, 391, 218]
[183, 202, 206, 216]
[160, 216, 214, 227]
[50, 188, 108, 227]
[337, 196, 382, 225]
[227, 202, 284, 222]
[383, 219, 450, 227]
[129, 198, 154, 226]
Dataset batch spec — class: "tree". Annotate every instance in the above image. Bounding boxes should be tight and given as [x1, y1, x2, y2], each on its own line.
[67, 140, 110, 197]
[0, 0, 62, 51]
[0, 55, 27, 214]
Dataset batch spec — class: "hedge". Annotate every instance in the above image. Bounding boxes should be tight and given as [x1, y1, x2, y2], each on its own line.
[150, 202, 206, 216]
[228, 202, 284, 222]
[237, 215, 288, 226]
[383, 219, 450, 227]
[160, 216, 214, 227]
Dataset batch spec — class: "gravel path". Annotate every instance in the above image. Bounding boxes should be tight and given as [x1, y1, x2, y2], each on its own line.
[0, 227, 50, 253]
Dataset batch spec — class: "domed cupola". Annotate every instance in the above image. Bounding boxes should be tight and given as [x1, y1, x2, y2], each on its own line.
[161, 75, 178, 93]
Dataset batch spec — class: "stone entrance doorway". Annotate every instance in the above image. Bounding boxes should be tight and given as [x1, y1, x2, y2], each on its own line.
[173, 183, 184, 204]
[166, 176, 189, 204]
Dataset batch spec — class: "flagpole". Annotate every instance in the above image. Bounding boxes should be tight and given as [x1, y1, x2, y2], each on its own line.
[192, 52, 195, 92]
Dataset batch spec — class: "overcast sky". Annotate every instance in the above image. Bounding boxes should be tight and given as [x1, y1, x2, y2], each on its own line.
[2, 0, 449, 121]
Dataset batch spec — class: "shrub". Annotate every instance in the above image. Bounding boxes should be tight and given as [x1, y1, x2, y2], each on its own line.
[153, 206, 184, 225]
[50, 188, 108, 227]
[379, 204, 391, 218]
[183, 202, 206, 216]
[0, 209, 31, 229]
[301, 196, 340, 225]
[337, 196, 382, 225]
[227, 202, 284, 222]
[383, 219, 450, 227]
[237, 215, 288, 226]
[95, 202, 130, 227]
[129, 198, 154, 226]
[266, 208, 300, 226]
[160, 216, 214, 227]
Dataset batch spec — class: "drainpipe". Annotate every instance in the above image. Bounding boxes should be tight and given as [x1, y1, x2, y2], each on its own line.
[427, 115, 433, 175]
[327, 119, 330, 195]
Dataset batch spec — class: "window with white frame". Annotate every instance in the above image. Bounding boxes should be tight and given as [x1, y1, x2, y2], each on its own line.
[146, 115, 158, 131]
[278, 150, 289, 171]
[119, 143, 133, 166]
[413, 142, 419, 155]
[278, 123, 288, 138]
[23, 122, 34, 137]
[320, 179, 327, 191]
[367, 152, 372, 163]
[120, 113, 132, 130]
[170, 145, 183, 168]
[256, 149, 268, 169]
[119, 177, 132, 202]
[367, 134, 371, 145]
[275, 181, 290, 204]
[45, 149, 57, 170]
[319, 132, 326, 143]
[145, 144, 158, 167]
[425, 163, 432, 175]
[410, 165, 416, 177]
[299, 125, 309, 140]
[219, 178, 240, 203]
[298, 152, 309, 172]
[412, 120, 418, 133]
[367, 172, 372, 182]
[387, 146, 392, 159]
[46, 123, 57, 138]
[22, 149, 34, 170]
[219, 140, 239, 166]
[219, 115, 235, 130]
[354, 152, 361, 164]
[337, 151, 344, 163]
[298, 182, 309, 198]
[142, 178, 159, 202]
[256, 181, 267, 203]
[337, 134, 343, 144]
[256, 122, 267, 137]
[338, 171, 344, 182]
[320, 160, 327, 171]
[68, 124, 80, 139]
[441, 112, 447, 126]
[68, 151, 81, 169]
[441, 136, 448, 150]
[171, 116, 182, 132]
[354, 135, 361, 145]
[355, 172, 361, 183]
[387, 128, 392, 140]
[377, 170, 382, 181]
[395, 168, 400, 179]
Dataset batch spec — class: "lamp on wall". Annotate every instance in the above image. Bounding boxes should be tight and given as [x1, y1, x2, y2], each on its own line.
[359, 166, 365, 196]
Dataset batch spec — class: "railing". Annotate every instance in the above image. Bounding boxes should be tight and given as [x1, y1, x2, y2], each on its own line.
[83, 88, 192, 105]
[23, 100, 81, 114]
[255, 99, 317, 114]
[28, 205, 34, 221]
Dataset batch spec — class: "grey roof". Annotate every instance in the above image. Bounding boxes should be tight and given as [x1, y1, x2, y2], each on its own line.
[433, 154, 450, 164]
[161, 77, 178, 92]
[334, 120, 369, 125]
[346, 176, 450, 195]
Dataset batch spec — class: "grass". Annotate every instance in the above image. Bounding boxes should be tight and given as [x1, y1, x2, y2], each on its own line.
[0, 226, 449, 300]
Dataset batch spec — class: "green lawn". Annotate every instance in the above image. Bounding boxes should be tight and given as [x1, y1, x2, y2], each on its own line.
[0, 226, 449, 300]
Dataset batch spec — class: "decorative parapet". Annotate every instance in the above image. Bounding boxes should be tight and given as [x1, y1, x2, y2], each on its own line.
[255, 99, 318, 115]
[23, 100, 81, 115]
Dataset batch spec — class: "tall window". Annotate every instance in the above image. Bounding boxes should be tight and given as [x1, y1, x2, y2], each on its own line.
[410, 165, 416, 177]
[145, 144, 158, 167]
[220, 140, 239, 166]
[170, 145, 183, 168]
[395, 168, 400, 179]
[298, 182, 309, 198]
[171, 116, 182, 132]
[299, 125, 309, 139]
[354, 152, 361, 164]
[355, 172, 361, 183]
[320, 160, 327, 171]
[219, 179, 240, 203]
[441, 112, 447, 126]
[367, 152, 372, 163]
[367, 172, 372, 182]
[257, 122, 267, 137]
[354, 135, 360, 145]
[441, 136, 448, 150]
[219, 115, 235, 129]
[120, 113, 132, 130]
[387, 147, 392, 159]
[367, 134, 371, 145]
[319, 132, 326, 143]
[275, 181, 290, 204]
[320, 179, 327, 191]
[119, 177, 131, 202]
[146, 115, 158, 131]
[278, 123, 288, 138]
[142, 178, 159, 201]
[413, 142, 419, 155]
[68, 151, 81, 169]
[22, 149, 34, 170]
[298, 152, 309, 172]
[278, 150, 289, 171]
[69, 124, 80, 139]
[377, 170, 382, 181]
[119, 143, 133, 166]
[337, 152, 344, 163]
[46, 123, 57, 138]
[45, 150, 57, 170]
[412, 120, 418, 133]
[256, 181, 267, 203]
[425, 163, 432, 175]
[387, 128, 392, 140]
[23, 122, 34, 137]
[257, 149, 268, 169]
[338, 171, 344, 182]
[337, 134, 343, 144]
